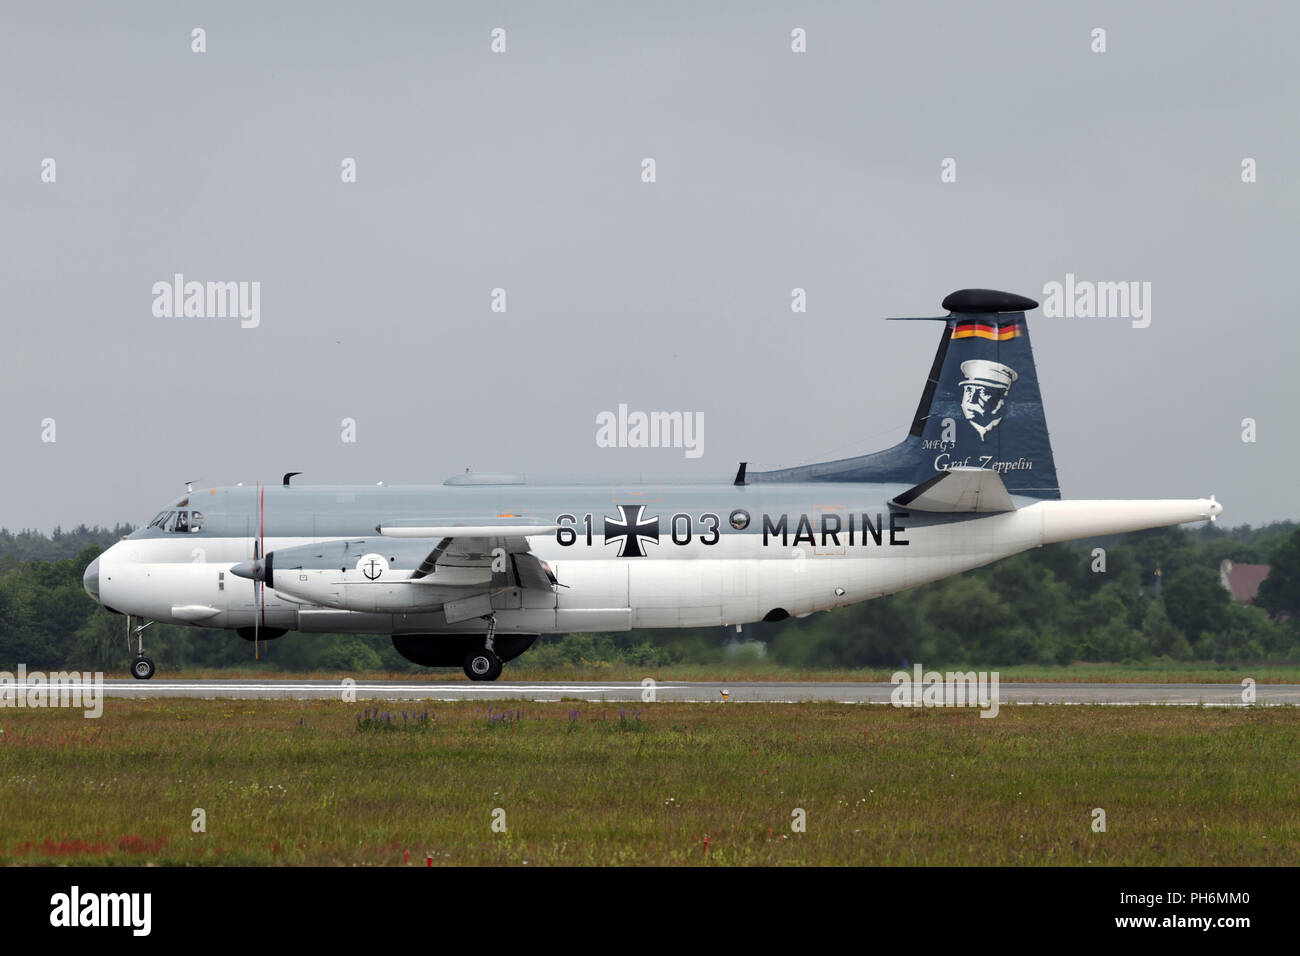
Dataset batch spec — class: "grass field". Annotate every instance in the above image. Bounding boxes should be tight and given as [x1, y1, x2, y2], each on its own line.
[133, 662, 1300, 683]
[0, 700, 1296, 865]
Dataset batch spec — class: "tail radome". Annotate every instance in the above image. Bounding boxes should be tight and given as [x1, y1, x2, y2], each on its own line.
[751, 289, 1060, 499]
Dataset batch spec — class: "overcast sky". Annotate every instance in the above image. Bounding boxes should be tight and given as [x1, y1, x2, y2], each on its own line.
[2, 1, 1296, 531]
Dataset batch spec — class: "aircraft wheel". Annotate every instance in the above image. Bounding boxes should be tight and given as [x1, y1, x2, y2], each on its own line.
[131, 656, 156, 681]
[464, 649, 502, 682]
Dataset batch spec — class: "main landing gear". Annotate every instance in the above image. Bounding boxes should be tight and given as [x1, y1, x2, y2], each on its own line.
[463, 614, 504, 682]
[128, 615, 156, 680]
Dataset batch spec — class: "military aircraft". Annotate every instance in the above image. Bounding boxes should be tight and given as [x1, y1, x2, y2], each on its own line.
[83, 289, 1221, 680]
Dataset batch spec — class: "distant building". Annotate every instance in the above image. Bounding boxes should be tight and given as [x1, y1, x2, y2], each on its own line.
[1219, 560, 1271, 605]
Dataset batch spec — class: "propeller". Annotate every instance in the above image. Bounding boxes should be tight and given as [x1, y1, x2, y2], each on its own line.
[254, 484, 265, 658]
[230, 485, 269, 658]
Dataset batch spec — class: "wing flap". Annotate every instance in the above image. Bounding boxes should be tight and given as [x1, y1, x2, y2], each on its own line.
[511, 553, 556, 591]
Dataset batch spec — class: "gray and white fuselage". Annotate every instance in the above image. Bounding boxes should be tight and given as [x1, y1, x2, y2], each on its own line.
[79, 289, 1225, 678]
[86, 479, 1219, 637]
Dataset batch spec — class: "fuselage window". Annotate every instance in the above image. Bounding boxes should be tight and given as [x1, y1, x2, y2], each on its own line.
[172, 511, 189, 533]
[189, 511, 203, 532]
[149, 511, 173, 529]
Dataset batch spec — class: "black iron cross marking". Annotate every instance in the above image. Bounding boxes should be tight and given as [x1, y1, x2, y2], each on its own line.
[603, 504, 660, 558]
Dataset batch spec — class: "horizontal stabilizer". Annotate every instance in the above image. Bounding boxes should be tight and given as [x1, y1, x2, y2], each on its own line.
[892, 467, 1014, 513]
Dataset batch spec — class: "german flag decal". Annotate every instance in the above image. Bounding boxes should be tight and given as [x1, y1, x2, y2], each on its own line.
[952, 321, 1022, 341]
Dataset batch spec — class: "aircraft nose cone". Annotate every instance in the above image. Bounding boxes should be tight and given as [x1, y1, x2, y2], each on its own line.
[83, 556, 101, 602]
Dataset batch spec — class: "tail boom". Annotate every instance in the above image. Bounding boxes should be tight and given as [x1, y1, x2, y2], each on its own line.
[1027, 498, 1223, 544]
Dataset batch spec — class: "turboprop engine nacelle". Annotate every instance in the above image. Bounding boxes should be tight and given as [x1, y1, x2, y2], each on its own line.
[230, 537, 493, 613]
[266, 565, 492, 612]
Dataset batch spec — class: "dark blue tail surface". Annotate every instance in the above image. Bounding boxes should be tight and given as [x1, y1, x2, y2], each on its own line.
[752, 289, 1060, 500]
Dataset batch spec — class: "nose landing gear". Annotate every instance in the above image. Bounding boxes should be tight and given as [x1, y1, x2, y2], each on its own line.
[127, 615, 156, 681]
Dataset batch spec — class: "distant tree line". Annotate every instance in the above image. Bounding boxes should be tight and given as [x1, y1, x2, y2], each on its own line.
[0, 525, 134, 563]
[756, 521, 1298, 669]
[0, 520, 1296, 673]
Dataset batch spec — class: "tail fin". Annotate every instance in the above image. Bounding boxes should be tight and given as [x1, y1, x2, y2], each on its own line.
[751, 289, 1060, 499]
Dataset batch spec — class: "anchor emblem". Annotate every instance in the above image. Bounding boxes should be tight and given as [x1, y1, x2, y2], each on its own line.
[356, 553, 389, 581]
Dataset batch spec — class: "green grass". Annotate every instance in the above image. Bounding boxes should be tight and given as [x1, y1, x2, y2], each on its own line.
[0, 701, 1297, 865]
[153, 661, 1300, 683]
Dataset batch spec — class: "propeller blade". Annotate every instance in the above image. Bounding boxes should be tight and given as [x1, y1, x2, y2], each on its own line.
[254, 483, 264, 659]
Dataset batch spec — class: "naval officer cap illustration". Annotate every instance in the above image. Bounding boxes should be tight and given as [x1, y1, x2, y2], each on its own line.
[959, 359, 1018, 392]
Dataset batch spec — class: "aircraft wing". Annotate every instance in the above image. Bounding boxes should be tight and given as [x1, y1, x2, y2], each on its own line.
[376, 521, 558, 580]
[247, 521, 561, 622]
[892, 467, 1015, 513]
[378, 523, 558, 538]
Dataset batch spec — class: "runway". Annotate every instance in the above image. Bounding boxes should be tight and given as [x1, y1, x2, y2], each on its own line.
[69, 679, 1300, 706]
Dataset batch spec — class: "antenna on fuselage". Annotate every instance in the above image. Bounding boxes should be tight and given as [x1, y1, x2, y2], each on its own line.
[185, 479, 195, 493]
[283, 472, 302, 486]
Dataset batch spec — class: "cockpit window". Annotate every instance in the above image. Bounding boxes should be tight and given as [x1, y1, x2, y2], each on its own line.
[148, 510, 203, 533]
